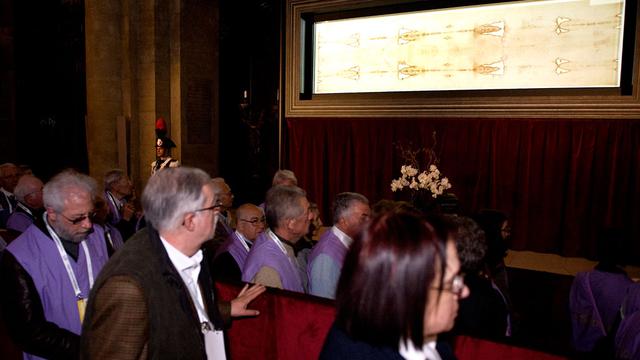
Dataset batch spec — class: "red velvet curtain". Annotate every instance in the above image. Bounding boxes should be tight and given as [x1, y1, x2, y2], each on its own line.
[287, 117, 640, 261]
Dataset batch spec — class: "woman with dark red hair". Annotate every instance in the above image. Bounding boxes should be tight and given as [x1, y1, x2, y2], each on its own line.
[320, 210, 468, 360]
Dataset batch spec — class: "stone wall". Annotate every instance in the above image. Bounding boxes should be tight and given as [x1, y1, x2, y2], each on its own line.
[85, 0, 220, 191]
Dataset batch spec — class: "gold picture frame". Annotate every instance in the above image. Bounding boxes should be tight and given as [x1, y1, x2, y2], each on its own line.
[284, 0, 640, 118]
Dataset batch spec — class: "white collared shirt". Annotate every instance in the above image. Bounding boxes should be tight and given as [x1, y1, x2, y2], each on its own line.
[160, 237, 226, 360]
[331, 226, 353, 249]
[399, 339, 441, 360]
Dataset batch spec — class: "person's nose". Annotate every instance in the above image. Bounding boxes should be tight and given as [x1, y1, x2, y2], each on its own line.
[459, 285, 470, 299]
[80, 216, 93, 229]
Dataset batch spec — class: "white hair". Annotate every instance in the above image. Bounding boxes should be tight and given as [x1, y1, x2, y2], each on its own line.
[43, 170, 97, 212]
[14, 175, 43, 203]
[272, 169, 297, 187]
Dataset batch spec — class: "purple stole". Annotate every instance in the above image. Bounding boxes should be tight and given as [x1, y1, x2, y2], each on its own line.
[6, 207, 36, 233]
[615, 312, 640, 359]
[104, 191, 121, 224]
[96, 223, 124, 252]
[590, 270, 633, 331]
[569, 270, 632, 351]
[6, 224, 110, 338]
[217, 214, 234, 237]
[242, 230, 305, 293]
[215, 231, 250, 270]
[306, 227, 348, 283]
[616, 284, 640, 359]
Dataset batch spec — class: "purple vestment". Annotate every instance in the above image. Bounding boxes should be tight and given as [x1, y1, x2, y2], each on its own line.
[217, 215, 234, 237]
[615, 284, 640, 359]
[306, 227, 348, 285]
[215, 231, 250, 270]
[6, 210, 35, 233]
[104, 191, 121, 224]
[615, 312, 640, 360]
[96, 223, 124, 251]
[6, 224, 110, 359]
[569, 270, 632, 352]
[242, 230, 305, 293]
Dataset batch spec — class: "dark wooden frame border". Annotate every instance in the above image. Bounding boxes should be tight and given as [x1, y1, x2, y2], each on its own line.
[284, 0, 640, 118]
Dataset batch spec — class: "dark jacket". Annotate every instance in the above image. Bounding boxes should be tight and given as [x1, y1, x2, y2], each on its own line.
[320, 324, 456, 360]
[0, 221, 80, 360]
[81, 226, 230, 359]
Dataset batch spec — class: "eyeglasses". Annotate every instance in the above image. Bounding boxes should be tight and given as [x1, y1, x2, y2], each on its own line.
[60, 212, 95, 225]
[433, 274, 465, 297]
[194, 204, 221, 214]
[25, 189, 43, 198]
[239, 217, 266, 225]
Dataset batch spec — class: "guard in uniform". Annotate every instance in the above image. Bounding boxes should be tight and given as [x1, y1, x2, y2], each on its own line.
[151, 117, 180, 175]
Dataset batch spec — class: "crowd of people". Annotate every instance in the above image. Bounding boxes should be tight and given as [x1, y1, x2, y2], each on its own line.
[0, 159, 535, 359]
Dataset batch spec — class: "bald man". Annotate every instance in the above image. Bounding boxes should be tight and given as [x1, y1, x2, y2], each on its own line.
[212, 204, 265, 282]
[6, 175, 44, 233]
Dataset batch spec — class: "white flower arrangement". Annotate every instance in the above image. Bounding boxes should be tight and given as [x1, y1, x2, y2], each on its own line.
[390, 164, 452, 198]
[391, 132, 452, 198]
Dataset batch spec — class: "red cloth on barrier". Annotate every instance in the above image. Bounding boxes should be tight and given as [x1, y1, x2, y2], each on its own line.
[454, 336, 566, 360]
[216, 282, 335, 360]
[216, 282, 567, 360]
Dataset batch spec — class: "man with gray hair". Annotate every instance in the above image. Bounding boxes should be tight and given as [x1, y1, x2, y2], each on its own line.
[242, 185, 312, 293]
[103, 169, 138, 240]
[0, 169, 111, 359]
[0, 162, 20, 227]
[81, 167, 264, 359]
[272, 169, 297, 187]
[6, 175, 44, 233]
[307, 192, 370, 299]
[210, 177, 235, 242]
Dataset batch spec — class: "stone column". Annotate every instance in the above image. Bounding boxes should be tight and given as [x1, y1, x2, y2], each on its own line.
[85, 0, 123, 182]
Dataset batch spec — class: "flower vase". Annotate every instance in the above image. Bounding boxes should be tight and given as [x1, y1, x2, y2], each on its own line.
[412, 192, 438, 214]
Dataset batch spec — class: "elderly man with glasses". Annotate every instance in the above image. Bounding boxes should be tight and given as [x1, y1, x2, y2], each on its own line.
[211, 203, 265, 282]
[0, 169, 111, 360]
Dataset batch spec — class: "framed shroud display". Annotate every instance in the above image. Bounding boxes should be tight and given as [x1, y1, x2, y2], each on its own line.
[284, 0, 640, 118]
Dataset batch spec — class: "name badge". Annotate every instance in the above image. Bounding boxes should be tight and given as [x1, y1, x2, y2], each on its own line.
[77, 298, 87, 323]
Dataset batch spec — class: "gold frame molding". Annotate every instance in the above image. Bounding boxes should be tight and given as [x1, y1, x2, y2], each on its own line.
[284, 0, 640, 118]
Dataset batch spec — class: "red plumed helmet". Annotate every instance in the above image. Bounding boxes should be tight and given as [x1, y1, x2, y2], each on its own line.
[154, 117, 176, 148]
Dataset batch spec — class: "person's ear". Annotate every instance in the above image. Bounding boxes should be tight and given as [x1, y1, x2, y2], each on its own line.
[183, 212, 196, 231]
[286, 218, 296, 231]
[46, 207, 57, 221]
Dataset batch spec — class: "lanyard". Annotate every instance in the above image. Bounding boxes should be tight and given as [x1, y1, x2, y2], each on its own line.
[266, 229, 288, 255]
[43, 212, 94, 299]
[235, 231, 251, 252]
[105, 191, 121, 211]
[16, 202, 33, 217]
